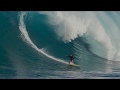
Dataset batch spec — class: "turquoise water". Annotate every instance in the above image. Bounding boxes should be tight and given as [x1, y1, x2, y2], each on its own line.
[1, 11, 120, 79]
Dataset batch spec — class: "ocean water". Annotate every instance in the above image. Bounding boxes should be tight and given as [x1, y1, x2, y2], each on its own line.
[1, 11, 120, 79]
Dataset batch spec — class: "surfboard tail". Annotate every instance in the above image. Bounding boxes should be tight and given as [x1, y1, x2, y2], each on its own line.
[69, 63, 80, 66]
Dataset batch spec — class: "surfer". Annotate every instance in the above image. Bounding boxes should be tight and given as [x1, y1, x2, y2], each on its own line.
[66, 54, 74, 64]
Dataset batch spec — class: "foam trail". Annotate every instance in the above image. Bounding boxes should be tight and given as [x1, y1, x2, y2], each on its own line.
[19, 12, 68, 64]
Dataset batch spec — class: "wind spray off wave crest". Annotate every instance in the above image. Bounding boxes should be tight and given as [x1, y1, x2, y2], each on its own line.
[39, 11, 88, 42]
[19, 12, 68, 64]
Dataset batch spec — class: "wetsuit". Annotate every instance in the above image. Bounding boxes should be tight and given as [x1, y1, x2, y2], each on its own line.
[69, 56, 74, 61]
[67, 55, 74, 62]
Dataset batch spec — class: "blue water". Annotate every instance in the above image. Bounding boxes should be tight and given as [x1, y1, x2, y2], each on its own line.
[1, 11, 120, 79]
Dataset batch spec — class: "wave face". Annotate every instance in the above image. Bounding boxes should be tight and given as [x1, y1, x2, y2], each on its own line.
[39, 11, 120, 61]
[1, 11, 120, 78]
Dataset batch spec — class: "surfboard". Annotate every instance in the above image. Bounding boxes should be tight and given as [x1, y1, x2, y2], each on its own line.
[69, 63, 80, 67]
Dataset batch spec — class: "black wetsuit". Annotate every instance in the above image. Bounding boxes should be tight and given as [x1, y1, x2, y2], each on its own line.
[68, 55, 74, 61]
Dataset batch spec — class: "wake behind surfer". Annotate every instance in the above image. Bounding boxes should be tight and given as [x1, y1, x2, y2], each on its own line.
[66, 54, 74, 64]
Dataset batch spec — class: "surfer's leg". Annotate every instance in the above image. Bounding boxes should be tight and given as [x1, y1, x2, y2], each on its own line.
[72, 60, 74, 63]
